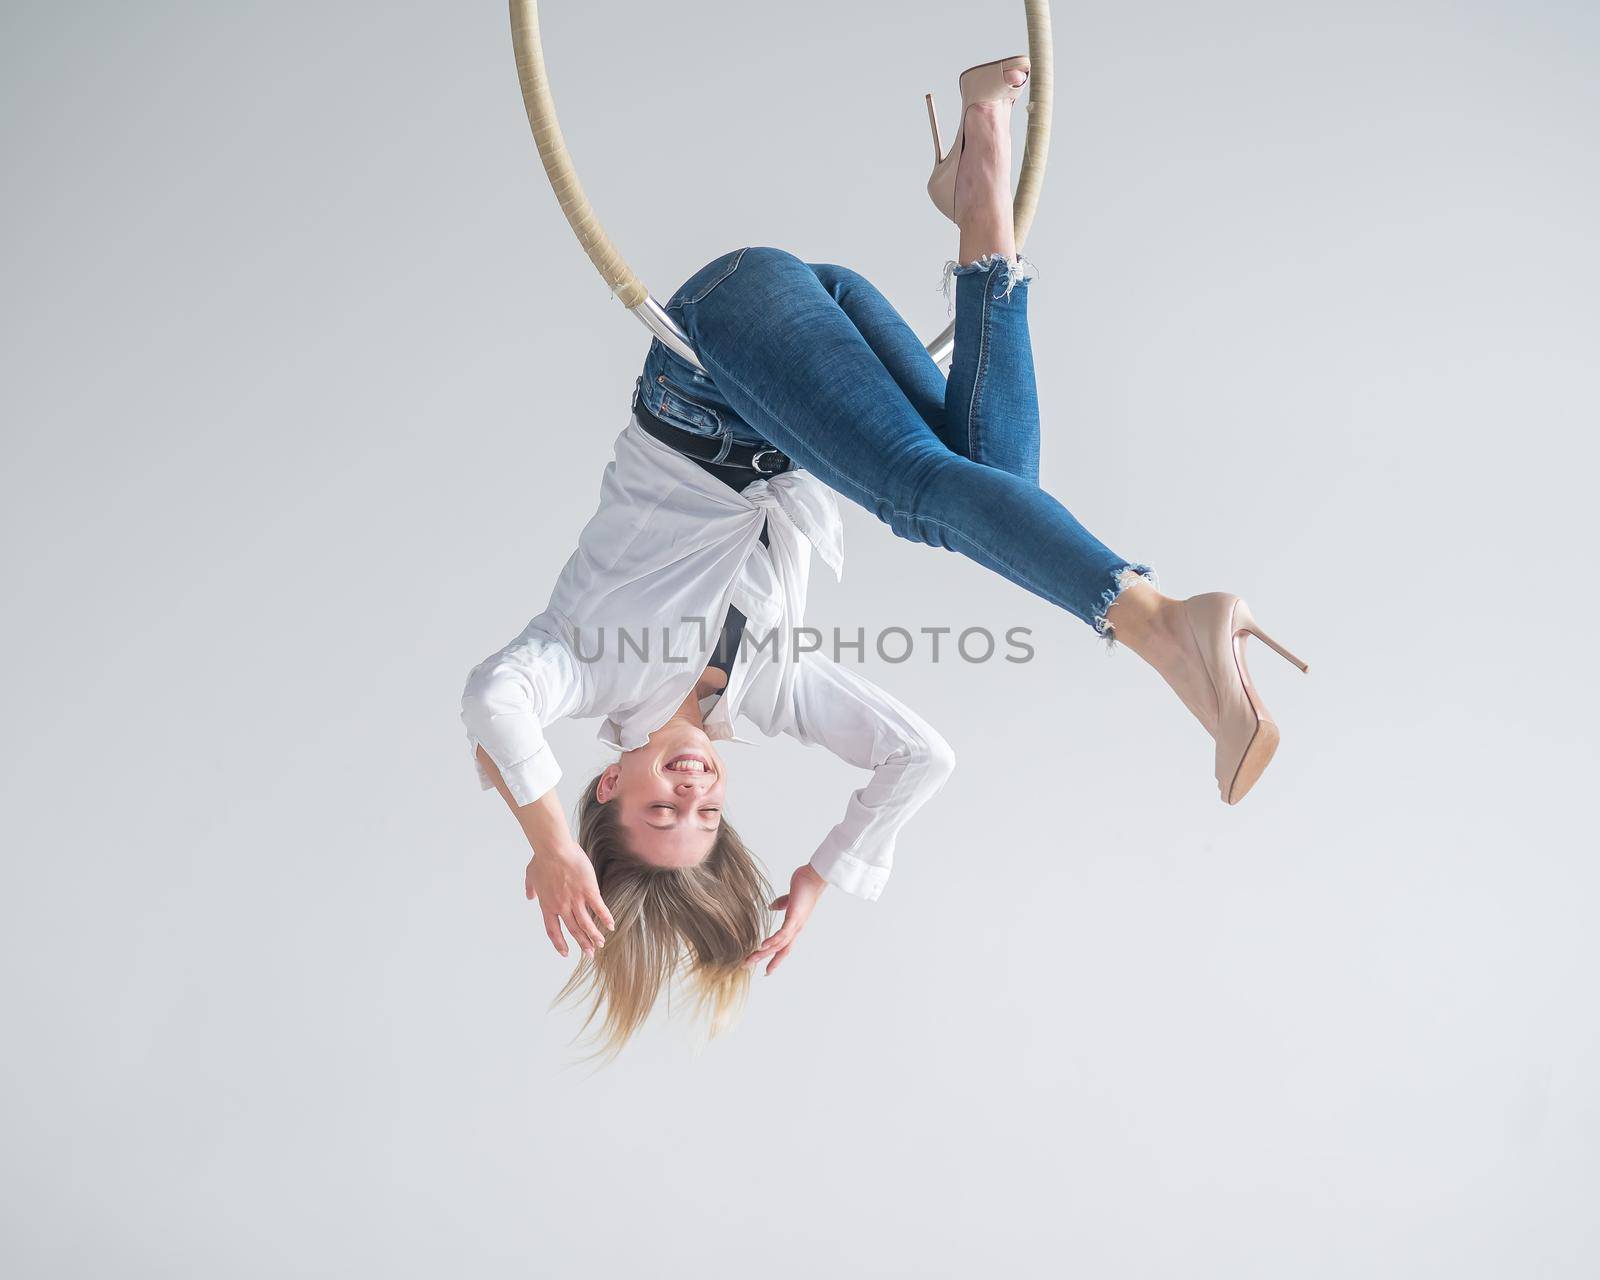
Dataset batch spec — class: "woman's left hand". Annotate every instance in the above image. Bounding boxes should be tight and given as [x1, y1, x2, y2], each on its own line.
[747, 864, 828, 976]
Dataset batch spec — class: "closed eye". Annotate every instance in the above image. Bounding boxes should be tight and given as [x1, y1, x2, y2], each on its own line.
[645, 804, 722, 831]
[645, 802, 677, 829]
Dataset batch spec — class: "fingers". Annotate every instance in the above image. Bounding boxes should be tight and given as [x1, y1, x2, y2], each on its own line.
[542, 911, 605, 960]
[746, 939, 794, 975]
[748, 890, 801, 967]
[570, 903, 606, 954]
[589, 893, 616, 934]
[538, 895, 613, 961]
[543, 912, 570, 958]
[746, 927, 795, 972]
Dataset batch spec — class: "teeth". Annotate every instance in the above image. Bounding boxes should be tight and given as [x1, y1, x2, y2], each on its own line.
[665, 756, 707, 773]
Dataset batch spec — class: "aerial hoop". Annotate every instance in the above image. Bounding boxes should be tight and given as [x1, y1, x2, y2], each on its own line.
[509, 1, 1053, 371]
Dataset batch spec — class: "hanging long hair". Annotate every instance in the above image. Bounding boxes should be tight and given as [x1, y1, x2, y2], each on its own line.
[550, 768, 774, 1064]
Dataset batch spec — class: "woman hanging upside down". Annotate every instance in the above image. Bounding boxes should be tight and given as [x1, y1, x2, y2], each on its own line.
[462, 55, 1307, 1061]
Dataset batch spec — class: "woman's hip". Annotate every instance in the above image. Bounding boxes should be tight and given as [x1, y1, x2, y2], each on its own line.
[637, 247, 827, 446]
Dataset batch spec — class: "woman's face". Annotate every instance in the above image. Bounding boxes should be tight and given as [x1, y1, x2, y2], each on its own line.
[597, 719, 727, 868]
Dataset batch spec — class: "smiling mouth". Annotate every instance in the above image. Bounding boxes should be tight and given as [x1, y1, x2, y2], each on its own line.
[663, 752, 713, 775]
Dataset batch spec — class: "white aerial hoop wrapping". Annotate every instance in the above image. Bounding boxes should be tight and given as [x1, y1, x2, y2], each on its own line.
[508, 0, 1053, 371]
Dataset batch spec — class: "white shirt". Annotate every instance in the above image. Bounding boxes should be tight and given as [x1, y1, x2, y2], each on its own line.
[460, 413, 955, 901]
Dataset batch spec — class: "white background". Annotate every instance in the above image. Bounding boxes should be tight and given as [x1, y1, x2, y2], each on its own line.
[3, 1, 1596, 1275]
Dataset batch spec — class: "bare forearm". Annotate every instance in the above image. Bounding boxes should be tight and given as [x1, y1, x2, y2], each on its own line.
[476, 746, 611, 956]
[476, 745, 577, 858]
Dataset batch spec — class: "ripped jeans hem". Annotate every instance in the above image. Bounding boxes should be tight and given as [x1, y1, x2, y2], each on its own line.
[941, 252, 1039, 309]
[1093, 564, 1160, 649]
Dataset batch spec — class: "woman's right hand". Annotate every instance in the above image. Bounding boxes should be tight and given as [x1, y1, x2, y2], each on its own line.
[525, 844, 615, 958]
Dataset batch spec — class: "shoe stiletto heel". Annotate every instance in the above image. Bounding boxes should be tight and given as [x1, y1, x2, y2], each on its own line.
[924, 54, 1030, 223]
[925, 93, 945, 165]
[1237, 607, 1309, 674]
[1174, 593, 1309, 805]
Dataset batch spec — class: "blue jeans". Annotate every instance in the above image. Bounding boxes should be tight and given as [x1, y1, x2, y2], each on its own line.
[636, 246, 1153, 634]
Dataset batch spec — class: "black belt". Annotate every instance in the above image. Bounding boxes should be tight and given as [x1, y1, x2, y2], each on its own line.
[632, 391, 793, 477]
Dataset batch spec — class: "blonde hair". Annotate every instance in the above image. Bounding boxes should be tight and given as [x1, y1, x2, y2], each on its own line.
[551, 768, 774, 1064]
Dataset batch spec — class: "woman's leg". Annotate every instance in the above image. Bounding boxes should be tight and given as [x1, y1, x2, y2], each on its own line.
[657, 67, 1300, 799]
[673, 245, 1150, 634]
[654, 242, 1040, 483]
[917, 72, 1305, 798]
[806, 259, 1040, 483]
[941, 255, 1040, 482]
[655, 71, 1147, 633]
[804, 263, 948, 439]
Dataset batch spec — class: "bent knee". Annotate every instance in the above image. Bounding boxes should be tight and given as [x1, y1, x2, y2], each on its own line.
[807, 261, 876, 303]
[729, 246, 817, 294]
[739, 245, 807, 272]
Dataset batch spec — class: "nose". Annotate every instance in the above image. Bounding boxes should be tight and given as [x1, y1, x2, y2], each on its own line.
[674, 775, 708, 793]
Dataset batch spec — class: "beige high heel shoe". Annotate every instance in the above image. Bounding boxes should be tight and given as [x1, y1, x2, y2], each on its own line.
[1174, 593, 1309, 805]
[925, 55, 1031, 223]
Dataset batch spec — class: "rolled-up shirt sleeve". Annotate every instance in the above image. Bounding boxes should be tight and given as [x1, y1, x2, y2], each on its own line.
[784, 655, 956, 901]
[460, 631, 584, 808]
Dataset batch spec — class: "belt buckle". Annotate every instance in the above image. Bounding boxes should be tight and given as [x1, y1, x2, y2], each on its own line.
[751, 446, 786, 475]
